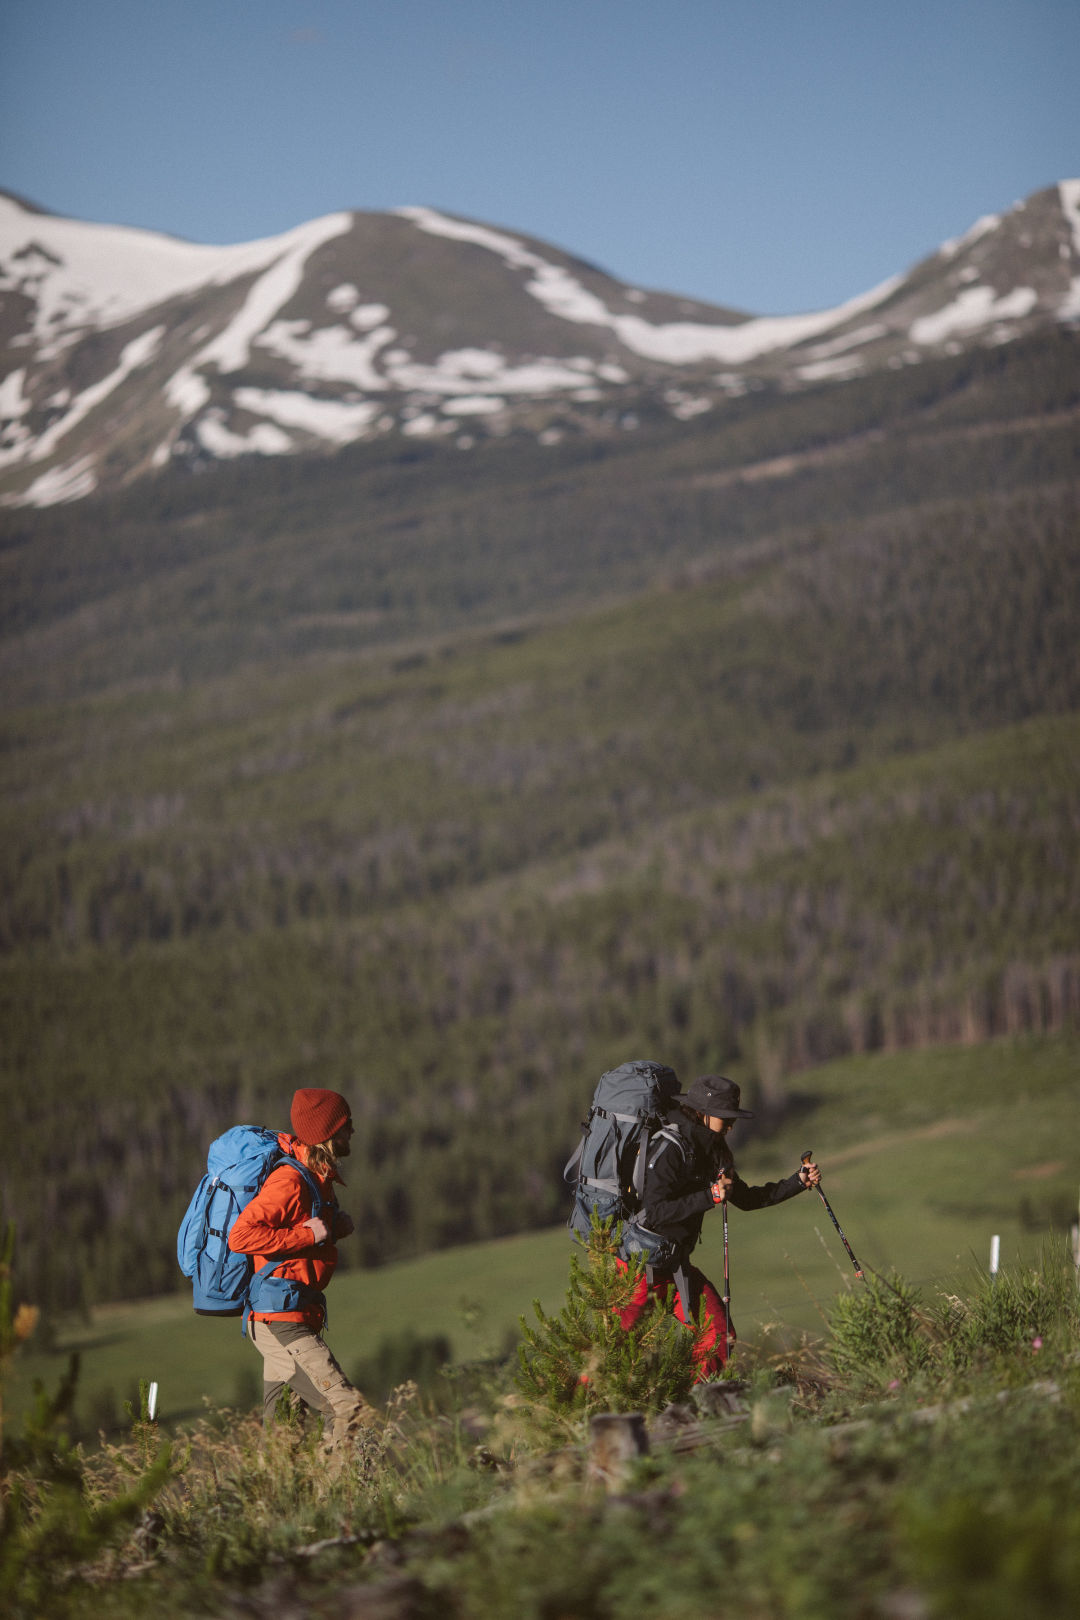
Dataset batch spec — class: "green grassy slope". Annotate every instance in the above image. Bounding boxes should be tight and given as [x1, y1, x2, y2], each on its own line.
[7, 1032, 1076, 1432]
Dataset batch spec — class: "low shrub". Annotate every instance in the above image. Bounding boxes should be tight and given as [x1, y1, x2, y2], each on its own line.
[826, 1271, 936, 1387]
[827, 1241, 1080, 1388]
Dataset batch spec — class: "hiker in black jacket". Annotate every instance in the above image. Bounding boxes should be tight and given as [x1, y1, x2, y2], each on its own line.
[617, 1074, 820, 1378]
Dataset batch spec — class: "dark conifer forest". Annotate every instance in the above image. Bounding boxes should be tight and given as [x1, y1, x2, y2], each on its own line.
[1, 328, 1078, 1314]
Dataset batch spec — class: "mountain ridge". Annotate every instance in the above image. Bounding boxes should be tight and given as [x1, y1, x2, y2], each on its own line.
[1, 179, 1078, 506]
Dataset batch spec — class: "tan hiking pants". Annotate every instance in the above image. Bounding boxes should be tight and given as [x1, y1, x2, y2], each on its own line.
[249, 1318, 376, 1447]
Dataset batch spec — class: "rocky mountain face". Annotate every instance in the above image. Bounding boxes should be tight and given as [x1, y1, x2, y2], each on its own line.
[1, 180, 1077, 507]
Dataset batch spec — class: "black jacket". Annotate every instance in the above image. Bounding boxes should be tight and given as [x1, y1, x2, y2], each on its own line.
[640, 1109, 806, 1264]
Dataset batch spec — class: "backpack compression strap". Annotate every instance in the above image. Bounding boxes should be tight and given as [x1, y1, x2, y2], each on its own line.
[672, 1265, 693, 1329]
[563, 1106, 666, 1197]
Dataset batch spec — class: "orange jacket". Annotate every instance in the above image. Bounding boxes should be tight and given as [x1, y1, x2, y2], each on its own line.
[228, 1133, 342, 1329]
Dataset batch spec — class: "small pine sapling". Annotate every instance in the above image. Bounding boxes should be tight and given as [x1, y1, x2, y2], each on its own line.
[515, 1217, 696, 1440]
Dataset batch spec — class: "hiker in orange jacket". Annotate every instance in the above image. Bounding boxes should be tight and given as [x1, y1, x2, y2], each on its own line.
[229, 1087, 376, 1447]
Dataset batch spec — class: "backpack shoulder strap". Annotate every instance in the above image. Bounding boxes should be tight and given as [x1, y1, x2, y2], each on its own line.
[647, 1122, 688, 1171]
[282, 1156, 329, 1218]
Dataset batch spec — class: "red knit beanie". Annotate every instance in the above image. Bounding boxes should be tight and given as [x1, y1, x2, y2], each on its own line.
[290, 1088, 351, 1146]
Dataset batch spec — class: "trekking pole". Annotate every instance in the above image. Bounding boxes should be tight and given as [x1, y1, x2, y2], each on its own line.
[801, 1150, 864, 1281]
[721, 1198, 733, 1361]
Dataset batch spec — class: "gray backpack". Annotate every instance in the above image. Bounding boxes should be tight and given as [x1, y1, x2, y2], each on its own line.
[564, 1059, 685, 1261]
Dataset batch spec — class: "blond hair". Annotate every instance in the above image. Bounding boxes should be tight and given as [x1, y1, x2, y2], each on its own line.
[304, 1139, 339, 1180]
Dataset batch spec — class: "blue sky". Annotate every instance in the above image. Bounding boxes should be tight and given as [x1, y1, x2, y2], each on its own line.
[2, 0, 1077, 315]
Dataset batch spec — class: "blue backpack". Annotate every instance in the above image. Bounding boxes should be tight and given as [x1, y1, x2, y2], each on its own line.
[177, 1125, 328, 1324]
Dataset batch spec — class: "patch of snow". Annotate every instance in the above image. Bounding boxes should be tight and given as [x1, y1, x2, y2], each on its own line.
[0, 194, 352, 346]
[609, 277, 903, 365]
[910, 285, 1038, 345]
[9, 453, 98, 507]
[327, 283, 360, 312]
[120, 325, 165, 368]
[441, 395, 506, 416]
[439, 348, 504, 379]
[0, 367, 29, 418]
[193, 216, 350, 375]
[1058, 180, 1080, 255]
[938, 213, 1001, 259]
[401, 413, 444, 437]
[195, 408, 293, 458]
[166, 366, 212, 417]
[401, 204, 904, 366]
[351, 303, 390, 331]
[526, 263, 612, 325]
[395, 207, 538, 269]
[804, 322, 887, 361]
[957, 266, 980, 283]
[27, 325, 164, 464]
[233, 387, 381, 443]
[597, 362, 630, 383]
[796, 355, 866, 381]
[256, 319, 396, 391]
[625, 290, 646, 304]
[667, 393, 713, 419]
[1058, 181, 1080, 318]
[387, 348, 600, 397]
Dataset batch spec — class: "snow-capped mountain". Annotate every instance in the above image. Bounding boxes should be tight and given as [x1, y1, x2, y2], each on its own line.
[1, 181, 1078, 506]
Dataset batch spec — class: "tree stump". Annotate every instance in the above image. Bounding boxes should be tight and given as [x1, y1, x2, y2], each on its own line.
[587, 1412, 649, 1491]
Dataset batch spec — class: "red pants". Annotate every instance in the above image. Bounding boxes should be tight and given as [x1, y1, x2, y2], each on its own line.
[616, 1260, 734, 1380]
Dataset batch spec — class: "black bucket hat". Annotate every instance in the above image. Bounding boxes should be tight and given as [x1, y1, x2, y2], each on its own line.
[685, 1074, 754, 1120]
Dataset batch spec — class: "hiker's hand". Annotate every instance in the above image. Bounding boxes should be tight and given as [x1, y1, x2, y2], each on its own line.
[799, 1158, 821, 1188]
[304, 1215, 330, 1245]
[710, 1172, 733, 1204]
[334, 1211, 355, 1239]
